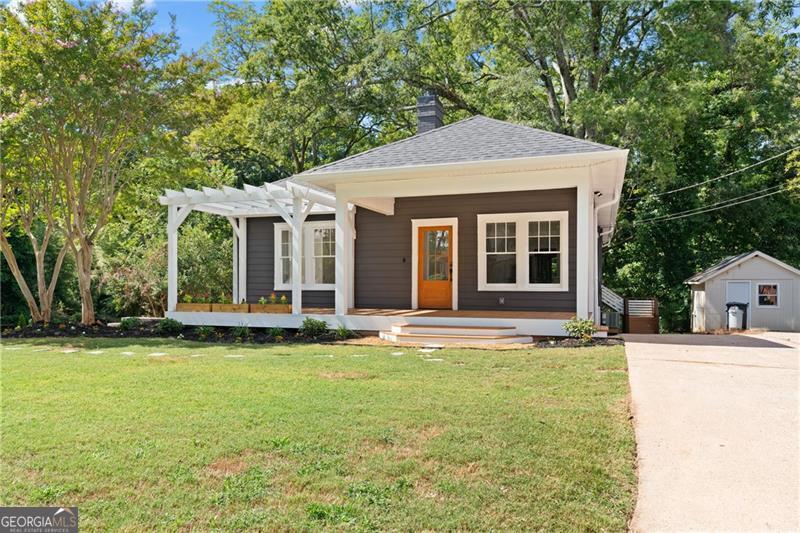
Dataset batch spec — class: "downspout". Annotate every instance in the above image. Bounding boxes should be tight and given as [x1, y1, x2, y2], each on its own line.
[593, 196, 617, 323]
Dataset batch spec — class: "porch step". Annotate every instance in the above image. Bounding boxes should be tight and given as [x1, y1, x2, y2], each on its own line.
[380, 324, 532, 345]
[390, 324, 517, 336]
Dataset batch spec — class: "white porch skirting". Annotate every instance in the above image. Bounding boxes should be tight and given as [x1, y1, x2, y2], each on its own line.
[164, 311, 599, 337]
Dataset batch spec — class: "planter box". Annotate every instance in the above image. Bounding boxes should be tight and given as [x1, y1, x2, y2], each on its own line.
[211, 303, 250, 313]
[250, 303, 292, 314]
[176, 303, 211, 312]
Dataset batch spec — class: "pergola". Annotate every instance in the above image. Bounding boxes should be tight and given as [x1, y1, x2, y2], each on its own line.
[158, 181, 340, 315]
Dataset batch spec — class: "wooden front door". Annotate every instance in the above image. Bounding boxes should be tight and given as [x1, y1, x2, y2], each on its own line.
[418, 225, 453, 309]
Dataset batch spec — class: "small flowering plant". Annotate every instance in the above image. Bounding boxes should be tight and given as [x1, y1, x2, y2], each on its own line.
[269, 293, 277, 304]
[279, 294, 288, 304]
[258, 296, 267, 305]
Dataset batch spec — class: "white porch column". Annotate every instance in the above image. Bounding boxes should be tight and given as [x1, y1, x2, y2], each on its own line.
[232, 222, 239, 304]
[334, 194, 352, 316]
[291, 197, 303, 315]
[238, 217, 247, 303]
[576, 182, 590, 319]
[167, 204, 192, 312]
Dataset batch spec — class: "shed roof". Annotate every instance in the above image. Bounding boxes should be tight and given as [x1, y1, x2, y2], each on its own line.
[686, 251, 800, 284]
[299, 115, 619, 176]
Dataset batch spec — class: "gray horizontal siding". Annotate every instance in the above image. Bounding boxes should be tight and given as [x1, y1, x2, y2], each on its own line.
[246, 215, 335, 307]
[354, 188, 577, 312]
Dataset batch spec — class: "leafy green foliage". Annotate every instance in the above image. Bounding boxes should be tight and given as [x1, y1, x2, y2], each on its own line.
[298, 318, 329, 339]
[231, 325, 251, 343]
[196, 326, 215, 341]
[563, 317, 597, 343]
[267, 327, 286, 341]
[334, 325, 354, 340]
[157, 318, 183, 335]
[119, 317, 142, 332]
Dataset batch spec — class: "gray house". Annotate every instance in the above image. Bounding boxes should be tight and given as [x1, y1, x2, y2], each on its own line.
[687, 251, 800, 332]
[160, 94, 629, 343]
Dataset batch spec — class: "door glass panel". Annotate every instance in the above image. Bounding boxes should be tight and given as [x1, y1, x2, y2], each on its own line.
[423, 229, 449, 281]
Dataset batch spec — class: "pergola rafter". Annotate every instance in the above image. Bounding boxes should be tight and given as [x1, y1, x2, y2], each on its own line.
[159, 181, 337, 314]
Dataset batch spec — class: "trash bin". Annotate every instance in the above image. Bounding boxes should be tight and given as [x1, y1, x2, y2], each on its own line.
[725, 302, 748, 330]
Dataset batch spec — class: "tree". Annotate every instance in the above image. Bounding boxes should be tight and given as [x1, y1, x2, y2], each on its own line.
[1, 0, 203, 324]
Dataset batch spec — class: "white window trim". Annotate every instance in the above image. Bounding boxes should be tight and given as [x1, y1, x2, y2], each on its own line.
[411, 217, 459, 310]
[477, 211, 569, 292]
[756, 282, 780, 308]
[274, 220, 336, 291]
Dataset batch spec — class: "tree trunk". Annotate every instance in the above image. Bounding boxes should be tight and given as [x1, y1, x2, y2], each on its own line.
[0, 234, 43, 322]
[72, 239, 96, 325]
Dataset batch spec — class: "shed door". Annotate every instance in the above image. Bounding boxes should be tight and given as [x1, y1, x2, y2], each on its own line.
[726, 281, 751, 305]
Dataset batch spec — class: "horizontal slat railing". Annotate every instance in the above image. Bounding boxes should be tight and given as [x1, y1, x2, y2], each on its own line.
[627, 299, 656, 317]
[601, 285, 625, 313]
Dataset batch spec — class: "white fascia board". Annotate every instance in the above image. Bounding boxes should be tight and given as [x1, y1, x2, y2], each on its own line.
[335, 165, 592, 200]
[299, 150, 628, 187]
[688, 251, 800, 284]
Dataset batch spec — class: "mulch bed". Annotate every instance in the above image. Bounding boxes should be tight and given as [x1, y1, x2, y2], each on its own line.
[3, 322, 623, 349]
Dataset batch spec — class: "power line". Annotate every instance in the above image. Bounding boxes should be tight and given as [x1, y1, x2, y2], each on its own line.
[634, 185, 793, 225]
[629, 145, 799, 201]
[635, 183, 787, 223]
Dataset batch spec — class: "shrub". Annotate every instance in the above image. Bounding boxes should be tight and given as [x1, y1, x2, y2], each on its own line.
[563, 317, 597, 343]
[231, 325, 251, 342]
[182, 294, 193, 304]
[258, 296, 267, 305]
[119, 317, 142, 331]
[157, 317, 183, 335]
[334, 325, 353, 340]
[298, 317, 328, 339]
[196, 325, 215, 341]
[268, 327, 286, 341]
[16, 313, 28, 328]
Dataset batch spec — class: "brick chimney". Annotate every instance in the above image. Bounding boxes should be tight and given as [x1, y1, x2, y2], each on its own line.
[416, 90, 444, 134]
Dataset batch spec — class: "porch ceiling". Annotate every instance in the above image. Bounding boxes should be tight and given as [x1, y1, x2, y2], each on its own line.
[157, 182, 336, 217]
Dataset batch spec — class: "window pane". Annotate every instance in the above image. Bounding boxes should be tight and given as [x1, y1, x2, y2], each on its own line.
[550, 220, 560, 236]
[529, 253, 560, 284]
[506, 222, 515, 237]
[529, 236, 540, 252]
[507, 238, 515, 252]
[496, 237, 506, 253]
[487, 238, 495, 253]
[282, 258, 291, 283]
[487, 254, 516, 284]
[550, 236, 560, 251]
[758, 284, 778, 306]
[529, 221, 539, 238]
[496, 223, 505, 237]
[487, 223, 495, 237]
[315, 257, 335, 284]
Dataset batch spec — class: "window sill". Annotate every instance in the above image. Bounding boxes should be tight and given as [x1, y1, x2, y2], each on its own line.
[477, 285, 569, 292]
[274, 284, 335, 291]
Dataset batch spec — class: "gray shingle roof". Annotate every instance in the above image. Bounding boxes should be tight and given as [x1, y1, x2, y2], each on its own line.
[685, 252, 753, 284]
[299, 115, 619, 175]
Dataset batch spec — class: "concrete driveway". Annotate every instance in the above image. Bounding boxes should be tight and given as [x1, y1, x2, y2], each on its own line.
[625, 333, 799, 532]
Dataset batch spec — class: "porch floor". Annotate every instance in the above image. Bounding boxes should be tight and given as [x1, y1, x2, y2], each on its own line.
[302, 308, 575, 320]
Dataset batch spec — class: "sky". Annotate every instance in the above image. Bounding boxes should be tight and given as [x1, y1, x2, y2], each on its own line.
[149, 1, 247, 54]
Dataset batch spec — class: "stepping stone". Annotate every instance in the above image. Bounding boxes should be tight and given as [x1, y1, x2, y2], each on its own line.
[189, 354, 203, 358]
[424, 344, 445, 349]
[61, 349, 79, 353]
[32, 347, 50, 352]
[313, 354, 334, 358]
[351, 354, 369, 358]
[224, 354, 244, 359]
[120, 351, 135, 356]
[418, 348, 437, 353]
[424, 358, 444, 362]
[87, 350, 104, 355]
[391, 351, 405, 356]
[148, 352, 167, 357]
[6, 346, 23, 351]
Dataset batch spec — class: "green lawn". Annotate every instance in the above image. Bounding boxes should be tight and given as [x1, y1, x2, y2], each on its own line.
[0, 338, 635, 531]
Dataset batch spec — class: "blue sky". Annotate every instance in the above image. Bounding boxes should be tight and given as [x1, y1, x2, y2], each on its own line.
[150, 1, 258, 54]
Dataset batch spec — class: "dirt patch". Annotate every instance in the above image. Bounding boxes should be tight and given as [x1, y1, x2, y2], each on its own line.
[318, 371, 372, 380]
[205, 451, 253, 478]
[396, 425, 444, 459]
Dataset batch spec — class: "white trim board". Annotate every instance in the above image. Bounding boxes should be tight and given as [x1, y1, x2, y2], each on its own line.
[273, 220, 336, 292]
[411, 217, 459, 310]
[164, 311, 590, 337]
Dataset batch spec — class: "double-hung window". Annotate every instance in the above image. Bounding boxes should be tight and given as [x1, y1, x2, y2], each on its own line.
[477, 211, 568, 291]
[757, 283, 779, 307]
[274, 221, 335, 290]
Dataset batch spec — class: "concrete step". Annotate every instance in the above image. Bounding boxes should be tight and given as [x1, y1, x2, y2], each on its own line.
[390, 324, 518, 336]
[379, 331, 533, 345]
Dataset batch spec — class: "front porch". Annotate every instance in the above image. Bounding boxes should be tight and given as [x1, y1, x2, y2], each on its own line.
[165, 307, 597, 337]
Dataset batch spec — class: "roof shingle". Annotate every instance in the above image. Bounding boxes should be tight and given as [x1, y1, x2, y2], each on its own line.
[300, 115, 619, 175]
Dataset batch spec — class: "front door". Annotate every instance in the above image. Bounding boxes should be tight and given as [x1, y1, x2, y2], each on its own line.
[418, 226, 453, 309]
